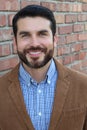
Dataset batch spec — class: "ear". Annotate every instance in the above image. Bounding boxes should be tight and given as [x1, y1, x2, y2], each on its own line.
[53, 34, 58, 47]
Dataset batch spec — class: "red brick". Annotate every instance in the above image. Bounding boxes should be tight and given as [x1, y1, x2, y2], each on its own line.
[57, 36, 66, 45]
[79, 52, 86, 60]
[0, 0, 20, 11]
[67, 0, 76, 1]
[63, 46, 70, 55]
[78, 14, 87, 22]
[54, 13, 65, 24]
[74, 53, 79, 61]
[71, 43, 83, 52]
[72, 4, 82, 12]
[63, 55, 72, 65]
[82, 4, 87, 11]
[83, 41, 87, 49]
[0, 29, 12, 42]
[0, 15, 6, 27]
[58, 0, 75, 1]
[82, 60, 87, 68]
[57, 46, 70, 56]
[71, 55, 77, 63]
[85, 23, 87, 30]
[78, 33, 87, 41]
[58, 25, 73, 35]
[21, 1, 40, 9]
[56, 3, 71, 12]
[8, 14, 15, 26]
[66, 34, 78, 44]
[73, 24, 84, 32]
[0, 57, 19, 71]
[0, 44, 11, 56]
[65, 14, 77, 23]
[81, 0, 87, 3]
[41, 2, 56, 11]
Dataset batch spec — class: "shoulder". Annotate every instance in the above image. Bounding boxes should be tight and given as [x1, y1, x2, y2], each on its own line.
[54, 58, 87, 106]
[54, 58, 87, 83]
[54, 58, 87, 94]
[0, 71, 11, 84]
[0, 64, 20, 86]
[66, 68, 87, 106]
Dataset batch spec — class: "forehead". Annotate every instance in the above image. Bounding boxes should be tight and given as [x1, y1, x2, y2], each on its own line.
[17, 17, 51, 32]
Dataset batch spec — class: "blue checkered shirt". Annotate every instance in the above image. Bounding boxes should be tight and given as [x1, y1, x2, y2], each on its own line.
[19, 59, 58, 130]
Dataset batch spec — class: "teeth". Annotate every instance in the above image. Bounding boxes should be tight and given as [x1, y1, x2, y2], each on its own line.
[30, 52, 41, 55]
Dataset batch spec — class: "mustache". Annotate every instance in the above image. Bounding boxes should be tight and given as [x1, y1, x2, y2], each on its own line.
[24, 46, 47, 54]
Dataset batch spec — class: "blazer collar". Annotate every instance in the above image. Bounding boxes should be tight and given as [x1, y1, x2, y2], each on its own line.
[49, 58, 70, 130]
[8, 64, 34, 129]
[7, 59, 70, 130]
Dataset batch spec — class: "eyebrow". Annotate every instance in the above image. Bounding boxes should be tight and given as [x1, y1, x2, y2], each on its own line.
[38, 30, 49, 33]
[19, 29, 49, 35]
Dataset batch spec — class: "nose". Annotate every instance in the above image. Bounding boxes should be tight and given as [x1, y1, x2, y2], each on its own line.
[30, 35, 39, 46]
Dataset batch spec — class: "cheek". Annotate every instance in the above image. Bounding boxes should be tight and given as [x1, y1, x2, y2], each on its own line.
[16, 43, 24, 52]
[46, 40, 54, 48]
[17, 40, 28, 51]
[17, 38, 29, 49]
[43, 38, 53, 46]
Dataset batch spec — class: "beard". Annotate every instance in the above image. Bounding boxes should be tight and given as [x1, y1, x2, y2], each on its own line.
[17, 46, 54, 69]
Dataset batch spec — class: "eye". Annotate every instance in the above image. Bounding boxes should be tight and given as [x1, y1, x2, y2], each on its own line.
[39, 31, 48, 37]
[21, 34, 29, 38]
[19, 32, 30, 38]
[21, 34, 26, 38]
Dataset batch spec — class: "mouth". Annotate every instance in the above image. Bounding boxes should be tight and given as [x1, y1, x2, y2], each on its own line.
[29, 51, 42, 57]
[24, 47, 47, 58]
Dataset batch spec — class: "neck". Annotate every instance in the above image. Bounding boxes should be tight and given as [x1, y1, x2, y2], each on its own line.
[23, 61, 51, 83]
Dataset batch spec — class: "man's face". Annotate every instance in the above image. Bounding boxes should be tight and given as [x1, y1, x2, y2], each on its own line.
[15, 17, 57, 68]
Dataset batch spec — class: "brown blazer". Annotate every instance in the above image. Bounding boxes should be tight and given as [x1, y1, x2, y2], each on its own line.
[0, 59, 87, 130]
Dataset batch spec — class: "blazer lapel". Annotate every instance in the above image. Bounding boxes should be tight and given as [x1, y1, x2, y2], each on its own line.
[49, 59, 70, 130]
[7, 60, 70, 130]
[8, 64, 34, 130]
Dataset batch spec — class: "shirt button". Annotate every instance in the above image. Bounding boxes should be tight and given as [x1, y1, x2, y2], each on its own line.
[38, 112, 42, 116]
[48, 80, 51, 84]
[38, 90, 41, 93]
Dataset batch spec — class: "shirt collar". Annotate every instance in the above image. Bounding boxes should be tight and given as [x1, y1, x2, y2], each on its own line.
[46, 59, 57, 84]
[19, 59, 57, 85]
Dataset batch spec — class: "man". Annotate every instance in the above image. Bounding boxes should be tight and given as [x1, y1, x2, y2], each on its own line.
[0, 4, 87, 130]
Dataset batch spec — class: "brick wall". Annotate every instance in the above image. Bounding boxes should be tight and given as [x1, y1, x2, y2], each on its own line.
[0, 0, 87, 76]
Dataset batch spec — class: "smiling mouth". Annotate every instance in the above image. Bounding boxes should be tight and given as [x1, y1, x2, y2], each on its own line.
[25, 50, 43, 59]
[29, 51, 42, 57]
[29, 51, 41, 55]
[24, 47, 47, 58]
